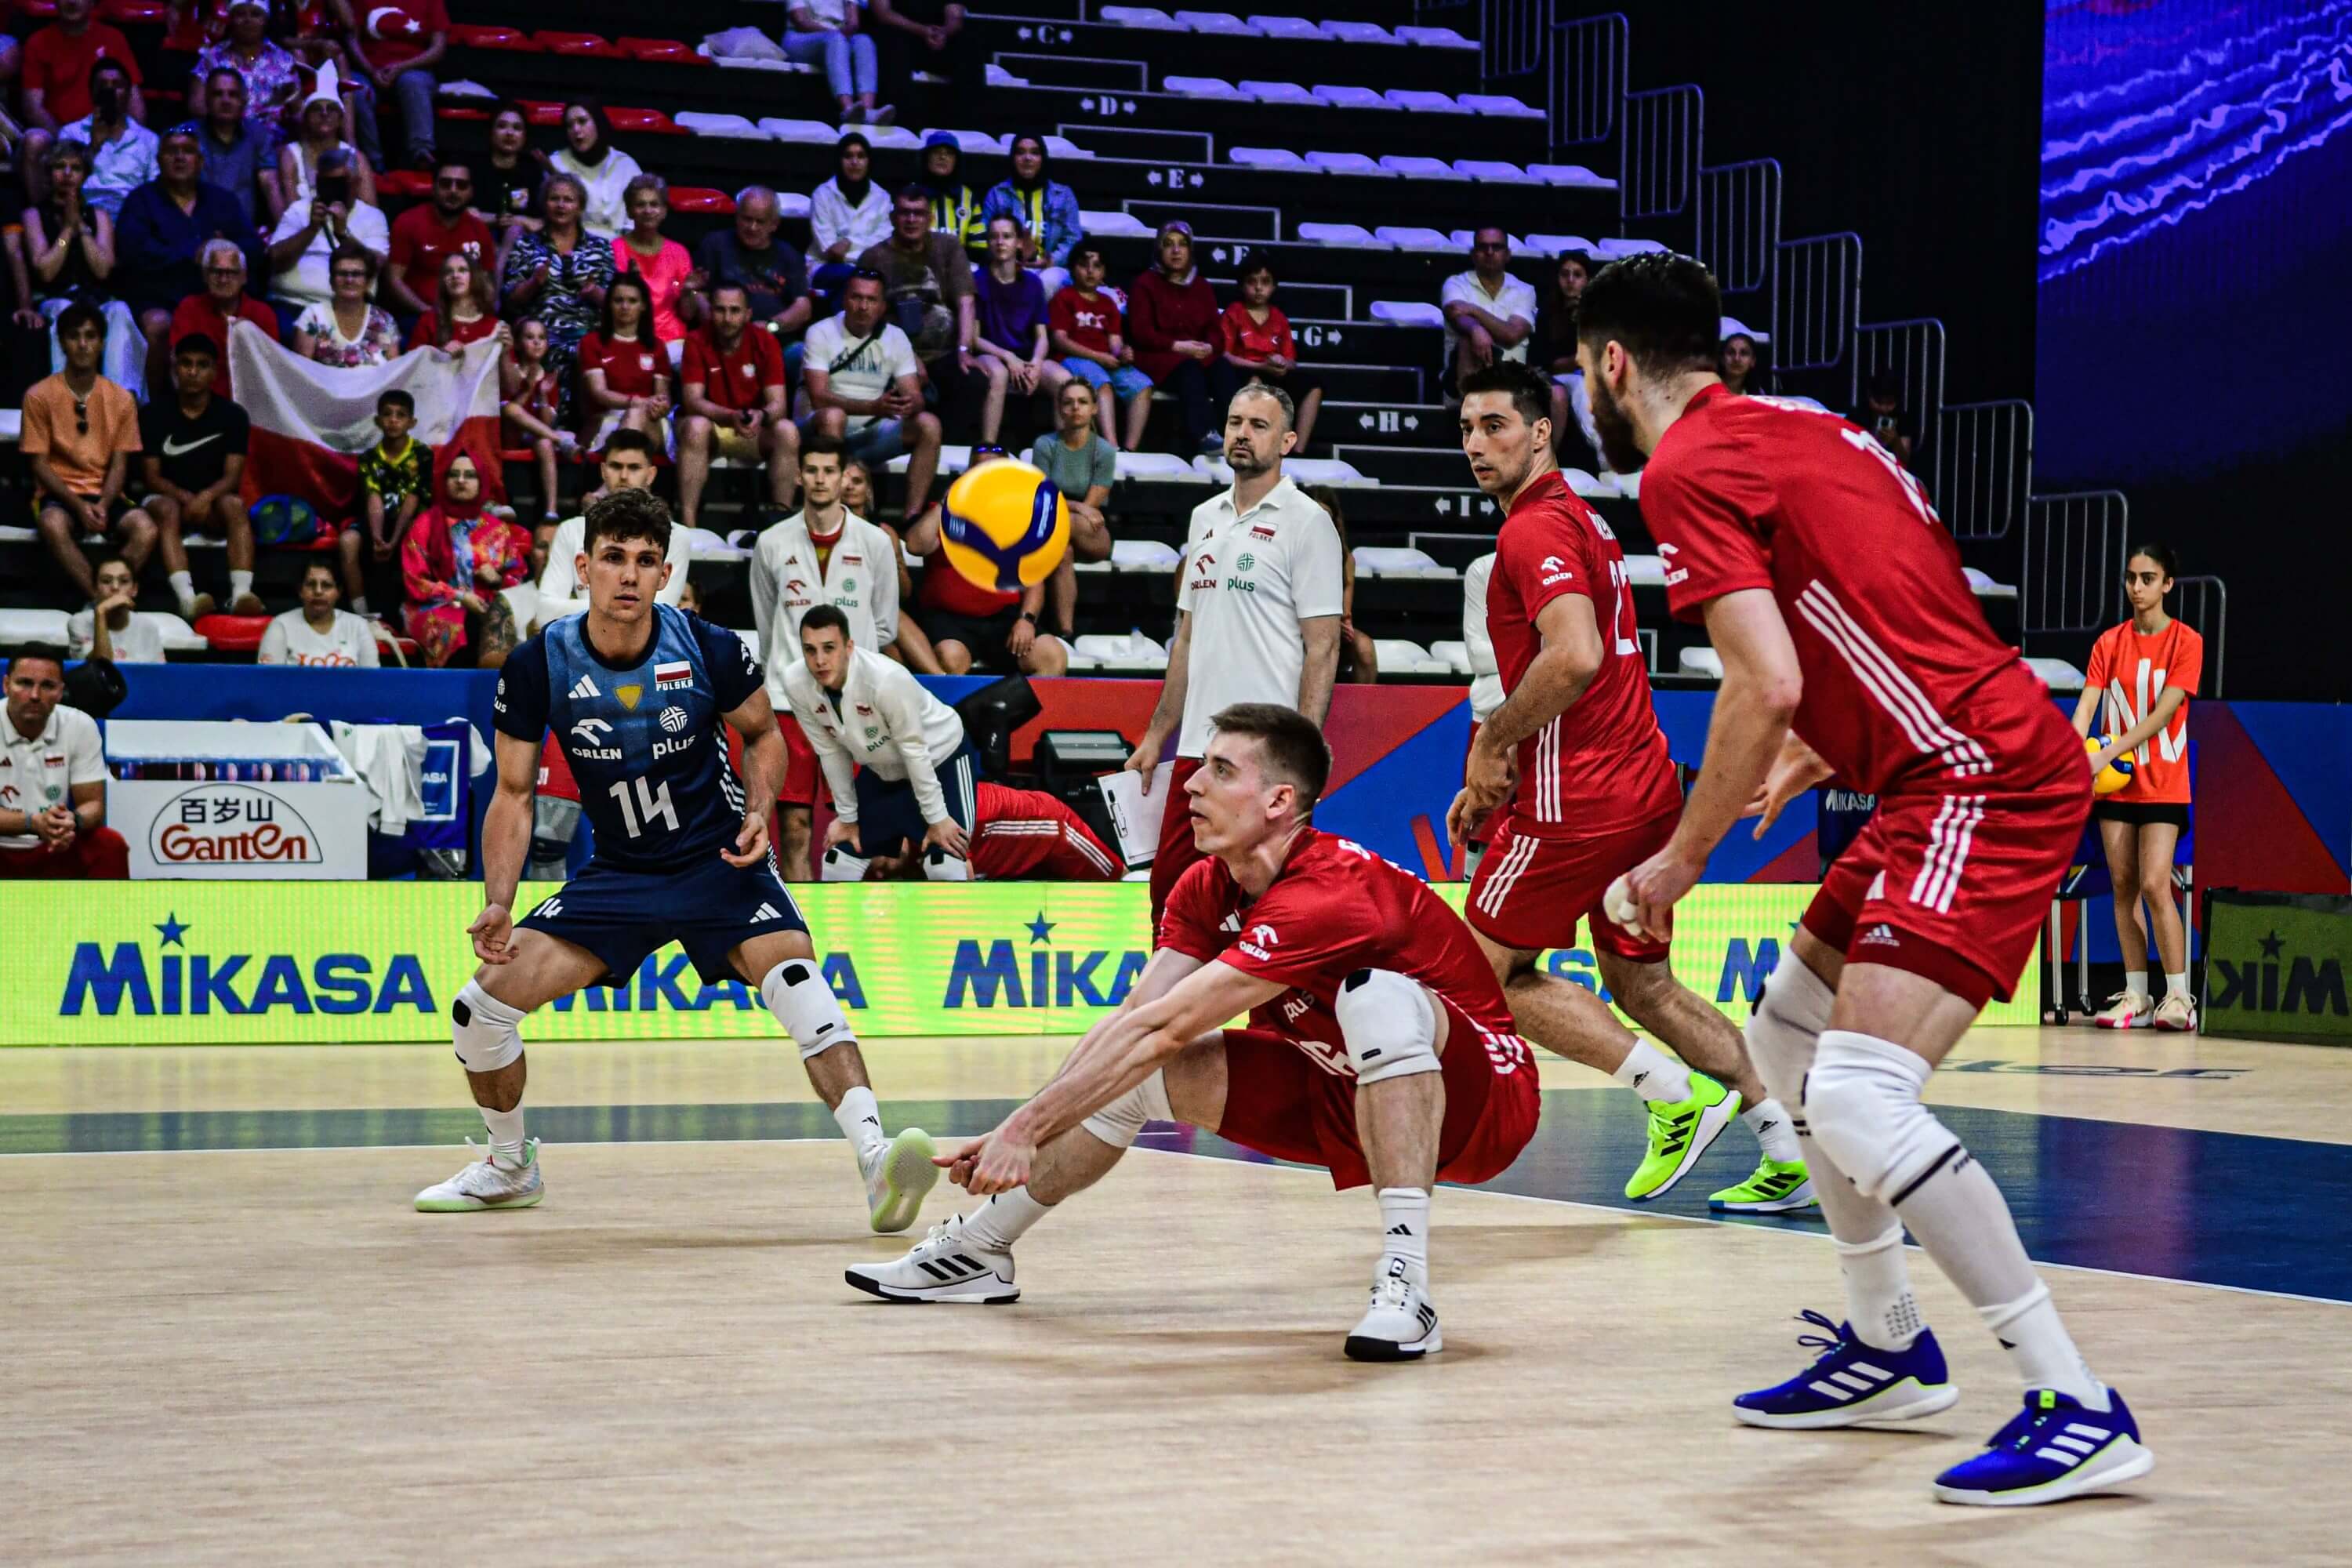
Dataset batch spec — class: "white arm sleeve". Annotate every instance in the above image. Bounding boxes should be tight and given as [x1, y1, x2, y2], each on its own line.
[1463, 555, 1497, 677]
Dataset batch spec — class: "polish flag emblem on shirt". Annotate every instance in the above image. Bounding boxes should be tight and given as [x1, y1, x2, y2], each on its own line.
[655, 660, 694, 690]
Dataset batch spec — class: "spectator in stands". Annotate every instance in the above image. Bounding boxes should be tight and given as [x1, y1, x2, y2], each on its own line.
[867, 0, 973, 119]
[1304, 482, 1378, 684]
[782, 0, 891, 128]
[612, 174, 692, 350]
[502, 171, 612, 416]
[982, 132, 1080, 281]
[677, 279, 797, 530]
[384, 156, 492, 321]
[1050, 238, 1149, 451]
[1717, 329, 1755, 395]
[411, 250, 503, 351]
[260, 560, 381, 666]
[343, 0, 446, 171]
[18, 0, 145, 204]
[800, 270, 944, 518]
[188, 0, 303, 143]
[576, 272, 671, 451]
[859, 184, 989, 441]
[1126, 220, 1222, 456]
[67, 557, 165, 662]
[501, 316, 569, 524]
[973, 213, 1063, 442]
[172, 238, 281, 395]
[0, 646, 129, 882]
[1214, 255, 1321, 452]
[530, 429, 686, 631]
[1534, 248, 1600, 463]
[358, 387, 428, 571]
[58, 60, 157, 221]
[191, 68, 273, 226]
[1442, 227, 1536, 392]
[292, 244, 400, 366]
[808, 132, 889, 296]
[139, 333, 269, 619]
[401, 450, 528, 667]
[27, 304, 154, 605]
[688, 186, 811, 343]
[117, 125, 266, 390]
[272, 65, 376, 225]
[19, 140, 146, 397]
[920, 132, 984, 260]
[549, 98, 641, 241]
[1025, 376, 1114, 637]
[267, 147, 389, 319]
[1851, 369, 1915, 465]
[481, 102, 547, 250]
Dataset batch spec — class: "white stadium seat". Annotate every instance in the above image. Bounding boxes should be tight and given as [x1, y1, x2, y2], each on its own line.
[1110, 539, 1183, 572]
[1523, 232, 1596, 256]
[1428, 640, 1474, 675]
[858, 125, 923, 150]
[0, 608, 71, 643]
[1530, 164, 1616, 188]
[1378, 154, 1462, 180]
[1080, 209, 1155, 238]
[142, 612, 207, 652]
[1720, 314, 1770, 343]
[776, 192, 812, 219]
[1594, 237, 1668, 259]
[1375, 640, 1454, 675]
[1298, 222, 1387, 247]
[1450, 229, 1526, 252]
[1099, 5, 1182, 28]
[1370, 299, 1446, 326]
[676, 111, 764, 140]
[1248, 13, 1320, 39]
[2027, 657, 2087, 693]
[1613, 469, 1642, 499]
[1163, 76, 1248, 100]
[1312, 83, 1391, 110]
[1621, 554, 1666, 585]
[1373, 227, 1457, 252]
[1319, 20, 1395, 44]
[1272, 456, 1371, 487]
[1396, 25, 1475, 49]
[1238, 79, 1318, 104]
[1305, 151, 1388, 176]
[1454, 158, 1534, 183]
[1074, 633, 1169, 671]
[1043, 135, 1094, 160]
[1230, 146, 1310, 171]
[1460, 93, 1544, 118]
[1385, 89, 1458, 113]
[1113, 451, 1203, 481]
[1679, 647, 1725, 680]
[758, 118, 838, 143]
[1965, 568, 2019, 599]
[1174, 11, 1258, 35]
[1353, 547, 1452, 579]
[926, 129, 1005, 153]
[1564, 469, 1618, 498]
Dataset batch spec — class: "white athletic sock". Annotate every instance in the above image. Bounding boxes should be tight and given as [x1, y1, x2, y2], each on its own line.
[481, 1103, 526, 1167]
[960, 1187, 1049, 1253]
[169, 570, 198, 614]
[1743, 1098, 1802, 1163]
[2124, 970, 2150, 1004]
[2165, 971, 2190, 1002]
[834, 1085, 887, 1164]
[229, 569, 254, 603]
[1612, 1039, 1692, 1103]
[1377, 1187, 1431, 1289]
[1835, 1225, 1922, 1351]
[1980, 1283, 2107, 1408]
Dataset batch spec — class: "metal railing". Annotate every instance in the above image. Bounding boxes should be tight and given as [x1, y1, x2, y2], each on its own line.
[2023, 489, 2129, 633]
[1933, 399, 2034, 542]
[2172, 575, 2228, 697]
[1695, 156, 1780, 296]
[1769, 230, 1860, 372]
[1621, 83, 1702, 220]
[1853, 318, 1947, 447]
[1479, 0, 1551, 81]
[1545, 13, 1628, 148]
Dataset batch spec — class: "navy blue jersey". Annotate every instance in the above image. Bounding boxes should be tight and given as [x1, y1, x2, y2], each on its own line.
[495, 606, 766, 872]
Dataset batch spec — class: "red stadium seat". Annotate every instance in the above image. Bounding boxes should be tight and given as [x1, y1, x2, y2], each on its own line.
[100, 0, 172, 22]
[447, 23, 539, 50]
[606, 106, 687, 136]
[535, 31, 624, 57]
[435, 105, 490, 122]
[617, 37, 707, 65]
[192, 613, 270, 653]
[376, 169, 433, 198]
[517, 99, 566, 126]
[666, 187, 735, 215]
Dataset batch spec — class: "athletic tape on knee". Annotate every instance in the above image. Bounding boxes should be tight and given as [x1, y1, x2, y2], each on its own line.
[923, 847, 971, 882]
[819, 845, 872, 882]
[450, 980, 524, 1074]
[1335, 968, 1441, 1086]
[761, 960, 858, 1060]
[1080, 1068, 1172, 1150]
[1745, 956, 1835, 1112]
[1802, 1029, 1955, 1204]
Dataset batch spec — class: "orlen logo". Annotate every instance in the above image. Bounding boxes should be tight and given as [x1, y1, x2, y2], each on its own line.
[151, 784, 320, 866]
[1239, 922, 1278, 960]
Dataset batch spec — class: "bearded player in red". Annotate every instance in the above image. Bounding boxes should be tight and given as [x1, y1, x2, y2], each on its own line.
[848, 703, 1539, 1362]
[1581, 252, 2148, 1506]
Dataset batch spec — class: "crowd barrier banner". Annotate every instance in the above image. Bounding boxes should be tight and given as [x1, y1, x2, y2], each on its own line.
[5, 880, 2037, 1047]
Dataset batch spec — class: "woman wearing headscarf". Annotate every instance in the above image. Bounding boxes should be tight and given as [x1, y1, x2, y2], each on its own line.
[1125, 220, 1221, 455]
[548, 97, 642, 241]
[982, 131, 1080, 276]
[920, 130, 985, 260]
[400, 448, 530, 667]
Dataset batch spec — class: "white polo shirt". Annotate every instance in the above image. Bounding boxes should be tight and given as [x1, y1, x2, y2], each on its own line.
[1175, 473, 1345, 757]
[1441, 268, 1538, 365]
[0, 702, 106, 851]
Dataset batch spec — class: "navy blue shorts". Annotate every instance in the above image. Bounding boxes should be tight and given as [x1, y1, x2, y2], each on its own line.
[851, 741, 980, 857]
[517, 851, 808, 988]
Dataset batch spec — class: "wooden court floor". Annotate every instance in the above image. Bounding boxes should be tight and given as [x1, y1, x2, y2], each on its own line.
[6, 1025, 2350, 1564]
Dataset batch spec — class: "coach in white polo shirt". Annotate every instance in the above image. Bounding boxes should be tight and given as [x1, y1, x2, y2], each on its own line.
[0, 645, 129, 880]
[1122, 379, 1343, 930]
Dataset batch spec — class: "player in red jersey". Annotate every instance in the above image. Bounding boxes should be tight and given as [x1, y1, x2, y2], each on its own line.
[848, 703, 1539, 1360]
[1449, 361, 1812, 1213]
[1578, 254, 2147, 1507]
[968, 781, 1123, 880]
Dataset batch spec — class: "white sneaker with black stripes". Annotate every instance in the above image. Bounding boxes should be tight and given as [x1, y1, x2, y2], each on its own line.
[844, 1214, 1018, 1304]
[1344, 1258, 1442, 1362]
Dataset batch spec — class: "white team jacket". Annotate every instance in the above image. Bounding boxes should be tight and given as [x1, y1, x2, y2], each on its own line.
[780, 645, 967, 825]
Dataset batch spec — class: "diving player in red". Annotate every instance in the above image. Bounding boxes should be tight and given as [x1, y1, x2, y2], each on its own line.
[969, 781, 1123, 880]
[846, 702, 1539, 1361]
[1449, 361, 1810, 1212]
[1577, 252, 2147, 1506]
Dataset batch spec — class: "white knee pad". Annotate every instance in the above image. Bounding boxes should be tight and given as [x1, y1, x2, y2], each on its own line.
[819, 845, 872, 881]
[760, 960, 858, 1061]
[450, 980, 524, 1074]
[1080, 1068, 1173, 1150]
[1744, 954, 1835, 1112]
[922, 847, 971, 881]
[1336, 969, 1442, 1086]
[1802, 1029, 1958, 1205]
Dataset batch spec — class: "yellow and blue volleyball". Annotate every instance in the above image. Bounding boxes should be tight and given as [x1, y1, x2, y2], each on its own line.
[941, 458, 1070, 593]
[2087, 734, 2136, 796]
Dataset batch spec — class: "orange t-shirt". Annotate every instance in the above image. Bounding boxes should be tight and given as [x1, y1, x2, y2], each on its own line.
[20, 374, 140, 497]
[2085, 618, 2202, 804]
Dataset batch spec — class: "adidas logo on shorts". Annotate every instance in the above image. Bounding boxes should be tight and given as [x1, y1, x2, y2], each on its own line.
[750, 902, 782, 923]
[568, 674, 600, 699]
[1859, 924, 1900, 947]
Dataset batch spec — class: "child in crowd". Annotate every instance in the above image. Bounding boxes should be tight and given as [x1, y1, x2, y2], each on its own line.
[1216, 256, 1322, 450]
[501, 316, 570, 524]
[1048, 239, 1150, 450]
[67, 557, 166, 663]
[358, 389, 431, 596]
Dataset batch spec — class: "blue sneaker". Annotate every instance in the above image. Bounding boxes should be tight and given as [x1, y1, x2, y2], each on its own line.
[1733, 1309, 1961, 1429]
[1933, 1388, 2154, 1506]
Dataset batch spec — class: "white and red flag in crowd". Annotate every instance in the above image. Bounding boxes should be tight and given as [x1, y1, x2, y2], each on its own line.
[230, 328, 507, 520]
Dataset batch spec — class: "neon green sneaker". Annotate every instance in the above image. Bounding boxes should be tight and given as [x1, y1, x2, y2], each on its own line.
[865, 1126, 941, 1234]
[1708, 1158, 1817, 1214]
[1624, 1073, 1740, 1201]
